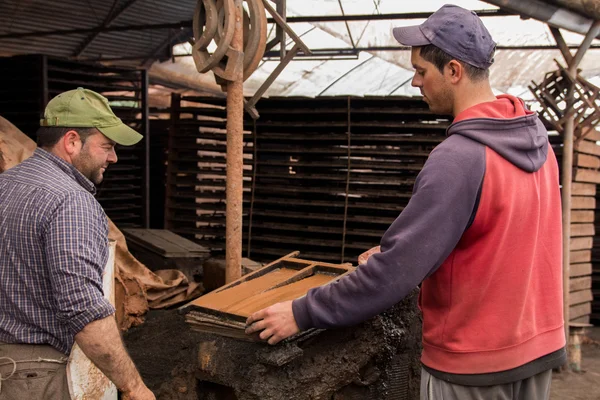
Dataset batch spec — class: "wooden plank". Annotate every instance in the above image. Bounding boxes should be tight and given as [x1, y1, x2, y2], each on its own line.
[124, 229, 184, 255]
[569, 289, 593, 305]
[572, 182, 597, 196]
[570, 263, 592, 277]
[570, 276, 592, 291]
[581, 126, 600, 141]
[570, 236, 593, 250]
[570, 250, 591, 264]
[569, 302, 591, 320]
[123, 229, 209, 257]
[149, 230, 210, 254]
[570, 223, 595, 237]
[570, 315, 590, 324]
[575, 153, 600, 169]
[576, 140, 600, 156]
[574, 168, 600, 184]
[571, 210, 595, 222]
[571, 197, 596, 210]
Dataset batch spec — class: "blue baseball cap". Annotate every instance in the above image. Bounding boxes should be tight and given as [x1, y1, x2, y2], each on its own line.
[393, 4, 496, 69]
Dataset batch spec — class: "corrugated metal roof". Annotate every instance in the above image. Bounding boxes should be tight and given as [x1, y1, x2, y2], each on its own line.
[0, 0, 195, 60]
[1, 0, 600, 97]
[159, 0, 599, 97]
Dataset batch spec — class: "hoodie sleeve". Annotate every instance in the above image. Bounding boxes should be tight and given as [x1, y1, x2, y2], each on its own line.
[292, 135, 486, 330]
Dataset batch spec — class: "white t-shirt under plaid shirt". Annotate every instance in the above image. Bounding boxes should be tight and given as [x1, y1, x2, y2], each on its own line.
[0, 148, 115, 354]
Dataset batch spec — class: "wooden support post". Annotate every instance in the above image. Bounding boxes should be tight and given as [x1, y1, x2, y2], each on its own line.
[225, 0, 244, 283]
[562, 110, 574, 347]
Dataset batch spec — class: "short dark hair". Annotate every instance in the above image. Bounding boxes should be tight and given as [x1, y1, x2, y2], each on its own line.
[418, 44, 490, 81]
[36, 127, 98, 149]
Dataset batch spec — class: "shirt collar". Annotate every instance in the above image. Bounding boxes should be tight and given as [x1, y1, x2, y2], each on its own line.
[34, 148, 96, 195]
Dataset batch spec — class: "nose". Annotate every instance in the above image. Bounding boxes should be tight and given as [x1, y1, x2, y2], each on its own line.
[107, 148, 118, 164]
[411, 72, 421, 88]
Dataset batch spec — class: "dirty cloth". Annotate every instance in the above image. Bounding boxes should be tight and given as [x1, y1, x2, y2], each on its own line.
[0, 342, 69, 400]
[0, 115, 202, 331]
[0, 148, 115, 354]
[420, 367, 552, 400]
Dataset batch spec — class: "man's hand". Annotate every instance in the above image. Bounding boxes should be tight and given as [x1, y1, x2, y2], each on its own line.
[121, 384, 156, 400]
[245, 300, 300, 345]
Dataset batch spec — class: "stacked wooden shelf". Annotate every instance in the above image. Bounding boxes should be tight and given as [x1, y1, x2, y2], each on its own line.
[552, 127, 599, 325]
[164, 94, 254, 253]
[165, 95, 447, 264]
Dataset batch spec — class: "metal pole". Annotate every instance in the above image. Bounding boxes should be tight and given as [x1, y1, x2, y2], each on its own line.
[562, 106, 574, 350]
[225, 0, 244, 283]
[141, 69, 150, 228]
[276, 0, 286, 59]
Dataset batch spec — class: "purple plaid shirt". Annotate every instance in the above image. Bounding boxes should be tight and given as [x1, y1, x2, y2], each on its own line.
[0, 148, 115, 354]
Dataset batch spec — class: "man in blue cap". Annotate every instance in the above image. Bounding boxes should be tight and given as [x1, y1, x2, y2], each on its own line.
[0, 88, 154, 399]
[246, 5, 565, 399]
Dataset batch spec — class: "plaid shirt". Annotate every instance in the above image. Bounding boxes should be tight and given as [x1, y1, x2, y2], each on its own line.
[0, 148, 115, 354]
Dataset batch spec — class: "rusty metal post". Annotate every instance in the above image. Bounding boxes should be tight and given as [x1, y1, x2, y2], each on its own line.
[568, 322, 592, 372]
[562, 107, 574, 349]
[225, 0, 244, 283]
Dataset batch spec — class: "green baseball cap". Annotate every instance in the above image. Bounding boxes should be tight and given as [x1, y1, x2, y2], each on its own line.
[40, 87, 143, 146]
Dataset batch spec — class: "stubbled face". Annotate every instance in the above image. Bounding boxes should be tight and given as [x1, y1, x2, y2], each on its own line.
[72, 131, 118, 185]
[410, 47, 454, 115]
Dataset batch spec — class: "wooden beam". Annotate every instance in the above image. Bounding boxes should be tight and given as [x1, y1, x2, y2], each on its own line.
[580, 126, 600, 141]
[571, 210, 594, 222]
[570, 289, 593, 305]
[570, 263, 592, 277]
[570, 302, 591, 320]
[570, 250, 591, 263]
[574, 168, 600, 184]
[574, 153, 600, 168]
[570, 223, 595, 236]
[570, 276, 592, 291]
[549, 27, 574, 64]
[570, 236, 593, 250]
[572, 182, 597, 196]
[576, 140, 600, 156]
[571, 20, 600, 70]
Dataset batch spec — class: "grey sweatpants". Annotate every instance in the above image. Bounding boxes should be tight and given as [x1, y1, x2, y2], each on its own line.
[420, 368, 552, 400]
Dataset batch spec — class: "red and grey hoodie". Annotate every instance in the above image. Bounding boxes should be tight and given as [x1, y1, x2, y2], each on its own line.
[292, 95, 566, 385]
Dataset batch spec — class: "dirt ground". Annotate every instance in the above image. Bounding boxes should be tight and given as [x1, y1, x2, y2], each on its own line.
[123, 309, 202, 393]
[550, 327, 600, 400]
[124, 311, 600, 399]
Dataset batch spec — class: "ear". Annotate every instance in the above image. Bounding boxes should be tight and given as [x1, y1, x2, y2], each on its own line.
[61, 130, 82, 156]
[445, 60, 463, 84]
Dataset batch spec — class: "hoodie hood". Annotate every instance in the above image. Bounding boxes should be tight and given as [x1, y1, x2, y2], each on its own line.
[447, 95, 548, 173]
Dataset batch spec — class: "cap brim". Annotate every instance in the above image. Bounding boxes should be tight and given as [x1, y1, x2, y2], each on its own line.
[392, 25, 431, 46]
[98, 123, 143, 146]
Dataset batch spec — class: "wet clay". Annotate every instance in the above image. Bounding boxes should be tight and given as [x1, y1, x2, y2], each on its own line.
[225, 274, 333, 316]
[191, 268, 298, 311]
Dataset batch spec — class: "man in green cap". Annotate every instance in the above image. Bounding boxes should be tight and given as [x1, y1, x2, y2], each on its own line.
[0, 88, 154, 400]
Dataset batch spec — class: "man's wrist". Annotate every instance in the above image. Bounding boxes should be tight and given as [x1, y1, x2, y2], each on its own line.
[120, 377, 144, 394]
